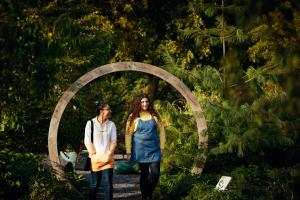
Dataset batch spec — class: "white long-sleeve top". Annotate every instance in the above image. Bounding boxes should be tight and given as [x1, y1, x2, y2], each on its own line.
[84, 117, 117, 156]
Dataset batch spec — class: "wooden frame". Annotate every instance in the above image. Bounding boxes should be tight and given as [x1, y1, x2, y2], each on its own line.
[48, 62, 207, 175]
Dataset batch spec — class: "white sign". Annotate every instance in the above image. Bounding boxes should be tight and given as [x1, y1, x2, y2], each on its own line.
[215, 176, 232, 191]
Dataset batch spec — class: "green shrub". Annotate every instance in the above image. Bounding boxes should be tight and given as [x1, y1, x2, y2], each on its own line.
[184, 182, 242, 200]
[159, 164, 300, 200]
[0, 149, 85, 199]
[0, 149, 39, 199]
[28, 169, 83, 200]
[160, 173, 198, 199]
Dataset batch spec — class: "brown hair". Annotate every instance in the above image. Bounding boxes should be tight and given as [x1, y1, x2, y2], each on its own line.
[95, 100, 109, 115]
[127, 93, 160, 127]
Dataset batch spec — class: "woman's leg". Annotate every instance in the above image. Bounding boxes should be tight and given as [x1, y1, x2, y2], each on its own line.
[89, 171, 102, 200]
[138, 163, 150, 200]
[102, 168, 113, 200]
[148, 161, 160, 199]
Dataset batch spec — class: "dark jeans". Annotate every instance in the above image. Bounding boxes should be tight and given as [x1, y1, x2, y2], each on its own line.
[89, 168, 113, 200]
[138, 161, 160, 200]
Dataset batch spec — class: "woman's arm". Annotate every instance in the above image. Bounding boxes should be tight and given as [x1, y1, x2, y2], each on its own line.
[109, 122, 117, 153]
[84, 120, 96, 156]
[125, 117, 133, 154]
[154, 116, 166, 151]
[159, 121, 166, 150]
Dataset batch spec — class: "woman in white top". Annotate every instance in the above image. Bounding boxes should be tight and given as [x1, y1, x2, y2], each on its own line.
[84, 101, 117, 200]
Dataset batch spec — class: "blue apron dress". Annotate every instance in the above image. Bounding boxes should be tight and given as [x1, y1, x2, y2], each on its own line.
[131, 118, 161, 163]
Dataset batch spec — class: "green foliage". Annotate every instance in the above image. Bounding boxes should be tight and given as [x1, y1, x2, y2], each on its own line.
[204, 100, 293, 158]
[155, 0, 299, 199]
[28, 174, 82, 200]
[156, 100, 199, 174]
[184, 183, 241, 200]
[0, 149, 39, 198]
[1, 0, 300, 199]
[228, 164, 299, 200]
[0, 150, 83, 199]
[160, 164, 300, 200]
[160, 173, 199, 199]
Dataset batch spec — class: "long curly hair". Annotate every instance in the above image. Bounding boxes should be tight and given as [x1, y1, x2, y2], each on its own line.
[127, 93, 160, 127]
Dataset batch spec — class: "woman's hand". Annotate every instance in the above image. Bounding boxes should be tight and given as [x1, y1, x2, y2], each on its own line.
[126, 154, 131, 161]
[89, 151, 96, 157]
[107, 150, 114, 161]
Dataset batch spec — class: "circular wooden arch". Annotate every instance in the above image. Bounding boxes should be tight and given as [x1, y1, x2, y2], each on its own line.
[48, 62, 207, 174]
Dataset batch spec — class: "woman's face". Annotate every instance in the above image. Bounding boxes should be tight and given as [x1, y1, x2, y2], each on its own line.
[140, 97, 149, 111]
[101, 105, 112, 119]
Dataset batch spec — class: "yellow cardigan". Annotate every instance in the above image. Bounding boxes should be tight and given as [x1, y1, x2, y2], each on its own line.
[125, 111, 166, 154]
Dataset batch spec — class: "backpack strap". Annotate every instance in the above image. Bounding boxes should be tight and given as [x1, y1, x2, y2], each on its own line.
[90, 120, 94, 143]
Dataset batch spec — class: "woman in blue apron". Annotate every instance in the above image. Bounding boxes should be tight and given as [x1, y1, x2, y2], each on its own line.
[125, 93, 166, 200]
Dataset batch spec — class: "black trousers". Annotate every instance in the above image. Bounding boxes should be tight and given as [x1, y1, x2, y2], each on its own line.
[138, 161, 160, 200]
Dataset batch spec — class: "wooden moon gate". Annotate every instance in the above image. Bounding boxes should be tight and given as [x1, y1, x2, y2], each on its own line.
[48, 62, 208, 175]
